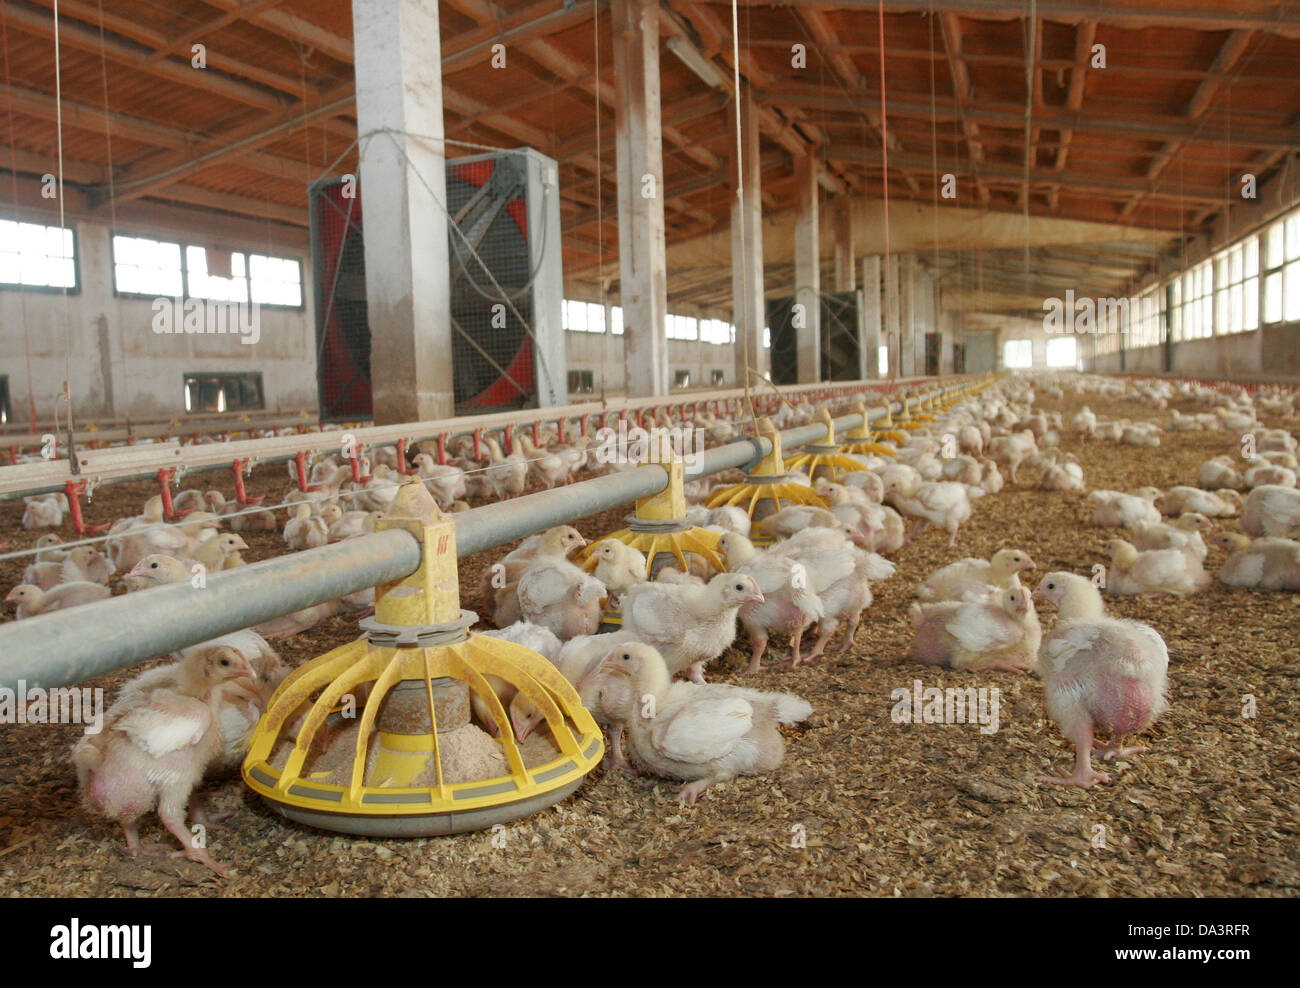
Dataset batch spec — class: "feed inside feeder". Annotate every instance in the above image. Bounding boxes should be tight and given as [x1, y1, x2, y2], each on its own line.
[242, 480, 603, 837]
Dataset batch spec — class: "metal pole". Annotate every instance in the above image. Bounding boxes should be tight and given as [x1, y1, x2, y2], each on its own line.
[0, 384, 964, 692]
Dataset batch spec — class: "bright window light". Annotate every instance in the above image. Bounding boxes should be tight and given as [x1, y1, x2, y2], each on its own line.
[877, 345, 888, 375]
[114, 235, 183, 297]
[1002, 338, 1033, 368]
[0, 220, 76, 289]
[1045, 336, 1077, 368]
[249, 253, 302, 306]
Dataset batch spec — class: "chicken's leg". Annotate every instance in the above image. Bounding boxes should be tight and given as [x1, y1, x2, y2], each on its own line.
[686, 662, 707, 685]
[678, 778, 719, 805]
[1095, 738, 1149, 761]
[159, 792, 229, 877]
[1038, 724, 1110, 788]
[606, 725, 639, 775]
[745, 633, 769, 675]
[836, 612, 863, 652]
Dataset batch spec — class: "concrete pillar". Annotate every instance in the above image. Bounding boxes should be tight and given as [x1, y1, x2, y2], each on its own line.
[860, 256, 881, 379]
[899, 255, 916, 376]
[613, 0, 669, 397]
[883, 255, 900, 378]
[730, 85, 766, 386]
[793, 152, 821, 383]
[352, 0, 453, 424]
[833, 200, 855, 292]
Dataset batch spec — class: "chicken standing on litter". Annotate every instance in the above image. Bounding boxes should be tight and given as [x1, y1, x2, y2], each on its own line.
[72, 645, 259, 875]
[618, 572, 763, 683]
[1032, 572, 1169, 789]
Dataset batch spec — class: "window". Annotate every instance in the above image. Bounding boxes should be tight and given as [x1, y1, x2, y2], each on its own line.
[1260, 213, 1300, 325]
[114, 234, 301, 306]
[249, 253, 303, 306]
[610, 305, 623, 335]
[1128, 287, 1162, 348]
[0, 375, 10, 425]
[114, 235, 183, 297]
[1213, 237, 1258, 335]
[673, 369, 691, 389]
[183, 372, 263, 413]
[877, 345, 888, 375]
[567, 369, 594, 394]
[666, 313, 698, 340]
[0, 220, 77, 290]
[1178, 260, 1213, 340]
[1002, 338, 1033, 368]
[186, 246, 247, 302]
[699, 319, 733, 345]
[1045, 336, 1077, 368]
[562, 298, 605, 333]
[711, 369, 725, 385]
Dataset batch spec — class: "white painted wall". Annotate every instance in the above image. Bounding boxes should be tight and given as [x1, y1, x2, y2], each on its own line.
[1, 218, 316, 422]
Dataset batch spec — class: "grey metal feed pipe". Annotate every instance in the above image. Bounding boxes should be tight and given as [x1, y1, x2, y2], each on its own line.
[0, 383, 972, 692]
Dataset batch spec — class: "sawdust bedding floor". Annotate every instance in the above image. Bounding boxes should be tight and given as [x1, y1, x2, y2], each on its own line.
[0, 388, 1296, 897]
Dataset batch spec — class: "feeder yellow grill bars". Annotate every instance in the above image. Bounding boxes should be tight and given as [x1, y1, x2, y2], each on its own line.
[579, 433, 724, 579]
[841, 402, 898, 458]
[783, 408, 868, 482]
[911, 395, 938, 423]
[872, 405, 908, 445]
[243, 480, 603, 837]
[706, 417, 828, 525]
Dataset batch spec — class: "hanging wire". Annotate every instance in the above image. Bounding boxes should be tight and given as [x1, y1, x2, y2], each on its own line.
[876, 0, 894, 381]
[729, 0, 760, 435]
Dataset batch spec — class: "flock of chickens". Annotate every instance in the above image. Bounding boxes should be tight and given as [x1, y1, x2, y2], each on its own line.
[3, 373, 1298, 878]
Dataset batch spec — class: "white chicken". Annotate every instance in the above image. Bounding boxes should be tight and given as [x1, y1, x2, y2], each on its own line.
[282, 503, 329, 550]
[917, 548, 1036, 602]
[1125, 513, 1211, 560]
[1210, 533, 1300, 591]
[593, 642, 813, 804]
[885, 476, 974, 547]
[1155, 486, 1240, 518]
[5, 581, 111, 618]
[589, 538, 647, 602]
[1032, 573, 1169, 789]
[1087, 488, 1162, 528]
[1241, 484, 1300, 537]
[618, 572, 763, 683]
[716, 533, 824, 673]
[516, 558, 606, 641]
[907, 583, 1040, 673]
[484, 436, 528, 500]
[1105, 539, 1210, 596]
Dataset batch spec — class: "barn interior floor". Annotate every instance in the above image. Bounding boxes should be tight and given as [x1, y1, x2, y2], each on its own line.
[0, 386, 1295, 897]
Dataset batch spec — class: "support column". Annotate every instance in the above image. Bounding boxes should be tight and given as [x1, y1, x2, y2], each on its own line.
[833, 200, 855, 292]
[899, 255, 917, 377]
[793, 152, 821, 383]
[860, 256, 881, 379]
[883, 255, 900, 378]
[613, 0, 669, 398]
[730, 85, 766, 386]
[352, 0, 453, 424]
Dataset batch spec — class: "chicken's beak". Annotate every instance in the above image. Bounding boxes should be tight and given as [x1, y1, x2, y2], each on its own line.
[232, 536, 249, 550]
[513, 707, 545, 742]
[745, 589, 765, 604]
[1021, 555, 1036, 571]
[4, 588, 20, 603]
[1030, 587, 1046, 602]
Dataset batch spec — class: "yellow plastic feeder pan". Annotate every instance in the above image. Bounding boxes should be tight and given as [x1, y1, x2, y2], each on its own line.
[870, 404, 909, 445]
[783, 407, 870, 483]
[892, 396, 926, 431]
[242, 481, 603, 837]
[841, 402, 898, 458]
[579, 439, 725, 580]
[706, 417, 828, 532]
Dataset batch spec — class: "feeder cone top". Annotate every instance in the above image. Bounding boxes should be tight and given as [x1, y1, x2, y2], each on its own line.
[384, 477, 446, 524]
[816, 407, 836, 444]
[757, 416, 778, 437]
